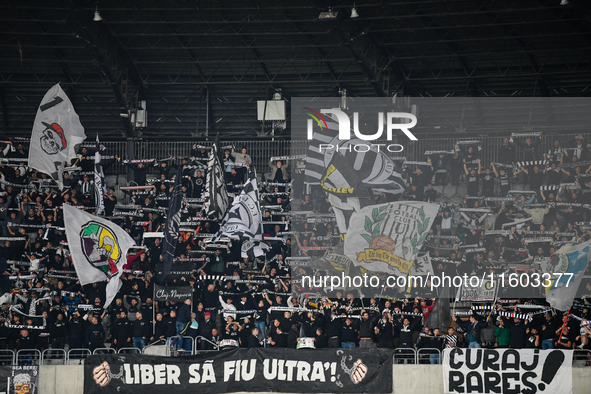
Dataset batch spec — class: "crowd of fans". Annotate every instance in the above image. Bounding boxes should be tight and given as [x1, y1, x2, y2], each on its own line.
[0, 133, 591, 364]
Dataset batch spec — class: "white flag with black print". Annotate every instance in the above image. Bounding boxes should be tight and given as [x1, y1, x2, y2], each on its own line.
[203, 136, 229, 221]
[215, 170, 269, 258]
[94, 135, 106, 215]
[63, 204, 136, 308]
[305, 118, 406, 235]
[29, 83, 87, 189]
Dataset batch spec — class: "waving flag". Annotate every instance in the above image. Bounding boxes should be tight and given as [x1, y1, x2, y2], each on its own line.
[29, 84, 87, 189]
[159, 164, 183, 284]
[94, 135, 106, 215]
[545, 240, 591, 311]
[215, 170, 269, 258]
[63, 204, 136, 308]
[305, 118, 406, 236]
[344, 201, 439, 276]
[204, 135, 229, 221]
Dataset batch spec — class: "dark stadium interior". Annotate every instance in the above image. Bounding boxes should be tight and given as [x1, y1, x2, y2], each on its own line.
[2, 0, 591, 139]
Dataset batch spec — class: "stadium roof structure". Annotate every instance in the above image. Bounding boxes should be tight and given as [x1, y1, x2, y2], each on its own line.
[1, 0, 591, 140]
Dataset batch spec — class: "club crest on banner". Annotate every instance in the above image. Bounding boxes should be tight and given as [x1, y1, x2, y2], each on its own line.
[40, 122, 67, 154]
[80, 221, 122, 280]
[345, 202, 439, 275]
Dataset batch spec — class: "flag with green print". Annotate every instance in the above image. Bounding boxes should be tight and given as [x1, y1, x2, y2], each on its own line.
[344, 201, 439, 276]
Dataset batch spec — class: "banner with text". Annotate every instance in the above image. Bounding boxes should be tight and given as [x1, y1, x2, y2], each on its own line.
[85, 348, 393, 394]
[443, 348, 572, 394]
[154, 285, 193, 302]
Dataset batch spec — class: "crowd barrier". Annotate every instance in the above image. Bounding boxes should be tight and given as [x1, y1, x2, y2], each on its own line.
[98, 133, 590, 178]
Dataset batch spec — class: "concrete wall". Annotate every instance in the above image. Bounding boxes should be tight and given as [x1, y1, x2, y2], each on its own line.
[37, 365, 591, 394]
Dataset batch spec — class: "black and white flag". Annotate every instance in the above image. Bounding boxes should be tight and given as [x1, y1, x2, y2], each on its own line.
[28, 83, 87, 189]
[159, 164, 183, 284]
[305, 119, 406, 235]
[204, 135, 229, 221]
[94, 135, 106, 215]
[215, 170, 269, 258]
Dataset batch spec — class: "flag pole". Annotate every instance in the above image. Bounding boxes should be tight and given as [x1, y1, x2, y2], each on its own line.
[153, 285, 156, 338]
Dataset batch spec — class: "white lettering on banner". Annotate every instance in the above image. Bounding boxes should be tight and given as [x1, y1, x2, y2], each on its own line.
[442, 348, 573, 394]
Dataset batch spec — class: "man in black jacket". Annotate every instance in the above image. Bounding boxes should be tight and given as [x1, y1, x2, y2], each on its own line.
[247, 327, 261, 348]
[50, 312, 69, 353]
[85, 316, 105, 352]
[112, 311, 132, 351]
[359, 311, 378, 349]
[175, 299, 192, 350]
[132, 312, 150, 352]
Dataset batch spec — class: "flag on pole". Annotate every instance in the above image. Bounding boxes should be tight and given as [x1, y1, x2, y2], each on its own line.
[28, 83, 86, 189]
[63, 204, 136, 308]
[545, 240, 591, 311]
[94, 135, 106, 215]
[215, 169, 269, 258]
[305, 118, 406, 236]
[203, 135, 229, 221]
[159, 164, 184, 284]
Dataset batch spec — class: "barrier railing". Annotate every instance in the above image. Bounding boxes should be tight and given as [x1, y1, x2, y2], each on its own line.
[393, 348, 417, 364]
[67, 348, 91, 365]
[118, 347, 142, 354]
[93, 348, 116, 355]
[0, 349, 15, 365]
[142, 339, 167, 355]
[573, 349, 591, 366]
[416, 348, 442, 365]
[166, 335, 195, 356]
[41, 348, 66, 365]
[194, 336, 220, 353]
[16, 349, 41, 366]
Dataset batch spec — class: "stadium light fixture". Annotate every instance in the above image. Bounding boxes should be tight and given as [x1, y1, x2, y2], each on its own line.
[560, 0, 569, 5]
[93, 7, 103, 22]
[351, 5, 359, 18]
[318, 7, 338, 20]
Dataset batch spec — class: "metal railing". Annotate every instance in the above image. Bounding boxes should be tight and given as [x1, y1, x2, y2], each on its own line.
[142, 339, 167, 355]
[194, 336, 221, 354]
[96, 133, 591, 179]
[166, 335, 195, 356]
[67, 348, 91, 365]
[416, 348, 442, 364]
[0, 349, 15, 365]
[41, 348, 66, 365]
[118, 347, 142, 354]
[16, 349, 41, 366]
[93, 347, 116, 355]
[393, 348, 417, 364]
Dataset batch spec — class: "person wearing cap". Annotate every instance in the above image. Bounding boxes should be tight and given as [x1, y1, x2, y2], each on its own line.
[199, 312, 217, 350]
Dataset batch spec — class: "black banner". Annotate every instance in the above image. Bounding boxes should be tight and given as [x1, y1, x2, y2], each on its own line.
[84, 348, 393, 394]
[0, 366, 9, 394]
[154, 284, 193, 302]
[8, 365, 38, 394]
[159, 165, 184, 284]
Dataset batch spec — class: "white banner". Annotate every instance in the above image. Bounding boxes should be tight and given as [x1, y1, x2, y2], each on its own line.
[443, 348, 573, 394]
[28, 83, 87, 189]
[545, 240, 591, 311]
[344, 201, 439, 275]
[458, 279, 498, 302]
[63, 204, 136, 308]
[410, 252, 434, 276]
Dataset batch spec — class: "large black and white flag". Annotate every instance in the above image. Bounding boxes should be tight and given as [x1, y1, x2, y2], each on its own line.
[94, 135, 106, 215]
[28, 83, 87, 189]
[159, 164, 183, 284]
[204, 135, 229, 221]
[305, 119, 406, 195]
[305, 119, 406, 235]
[215, 170, 269, 258]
